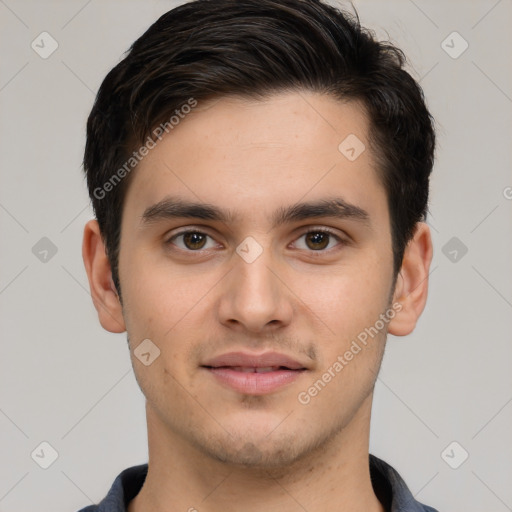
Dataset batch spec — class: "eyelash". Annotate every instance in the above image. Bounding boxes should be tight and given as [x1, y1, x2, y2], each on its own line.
[165, 227, 346, 253]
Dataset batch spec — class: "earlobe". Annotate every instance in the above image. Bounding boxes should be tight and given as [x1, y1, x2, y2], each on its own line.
[82, 219, 126, 333]
[388, 222, 433, 337]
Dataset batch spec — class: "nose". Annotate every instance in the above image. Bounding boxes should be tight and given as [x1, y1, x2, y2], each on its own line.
[217, 244, 294, 334]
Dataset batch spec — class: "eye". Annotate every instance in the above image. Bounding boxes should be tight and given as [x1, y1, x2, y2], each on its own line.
[167, 230, 218, 251]
[293, 229, 342, 251]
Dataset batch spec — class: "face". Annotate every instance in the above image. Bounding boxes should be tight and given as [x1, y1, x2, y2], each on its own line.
[116, 92, 397, 468]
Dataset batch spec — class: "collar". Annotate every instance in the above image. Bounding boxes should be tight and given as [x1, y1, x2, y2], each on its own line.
[79, 454, 438, 512]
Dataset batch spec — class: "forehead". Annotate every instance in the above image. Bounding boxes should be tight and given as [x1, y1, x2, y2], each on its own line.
[121, 91, 387, 228]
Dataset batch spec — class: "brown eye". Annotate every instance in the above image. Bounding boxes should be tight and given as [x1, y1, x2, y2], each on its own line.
[292, 229, 342, 252]
[168, 230, 217, 251]
[305, 231, 330, 250]
[182, 232, 207, 250]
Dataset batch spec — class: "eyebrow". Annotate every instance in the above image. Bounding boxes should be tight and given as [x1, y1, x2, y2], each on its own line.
[139, 196, 370, 229]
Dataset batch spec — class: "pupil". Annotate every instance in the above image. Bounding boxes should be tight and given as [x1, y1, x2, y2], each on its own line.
[184, 232, 206, 249]
[307, 232, 329, 250]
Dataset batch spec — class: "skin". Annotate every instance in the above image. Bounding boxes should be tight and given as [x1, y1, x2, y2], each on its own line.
[83, 91, 432, 512]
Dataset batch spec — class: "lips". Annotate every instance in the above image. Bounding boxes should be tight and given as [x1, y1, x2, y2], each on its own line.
[203, 351, 306, 370]
[201, 351, 307, 395]
[228, 366, 283, 373]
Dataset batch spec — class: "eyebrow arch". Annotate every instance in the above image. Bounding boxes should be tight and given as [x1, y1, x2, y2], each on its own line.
[271, 198, 370, 228]
[140, 197, 232, 226]
[139, 196, 370, 229]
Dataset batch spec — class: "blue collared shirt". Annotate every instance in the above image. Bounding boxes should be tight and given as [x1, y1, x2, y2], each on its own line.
[77, 454, 439, 511]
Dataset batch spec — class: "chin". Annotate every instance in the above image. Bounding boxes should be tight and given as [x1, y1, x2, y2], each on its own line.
[189, 422, 332, 472]
[205, 439, 303, 469]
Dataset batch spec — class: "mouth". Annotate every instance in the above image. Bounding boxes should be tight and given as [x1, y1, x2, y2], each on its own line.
[201, 352, 308, 395]
[216, 366, 296, 373]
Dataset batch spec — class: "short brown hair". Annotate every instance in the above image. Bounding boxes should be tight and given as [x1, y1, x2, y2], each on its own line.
[84, 0, 435, 297]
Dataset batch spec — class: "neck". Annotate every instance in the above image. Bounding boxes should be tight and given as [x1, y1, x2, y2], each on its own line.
[128, 393, 384, 512]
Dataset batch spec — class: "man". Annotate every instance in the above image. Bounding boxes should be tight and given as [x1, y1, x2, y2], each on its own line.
[79, 0, 438, 510]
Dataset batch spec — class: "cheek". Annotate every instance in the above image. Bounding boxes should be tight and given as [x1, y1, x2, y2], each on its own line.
[121, 255, 222, 376]
[295, 265, 391, 416]
[297, 259, 392, 342]
[122, 253, 209, 328]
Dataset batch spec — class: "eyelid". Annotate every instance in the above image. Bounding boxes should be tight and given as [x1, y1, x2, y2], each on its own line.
[166, 227, 222, 250]
[295, 225, 347, 240]
[164, 225, 349, 251]
[290, 226, 346, 250]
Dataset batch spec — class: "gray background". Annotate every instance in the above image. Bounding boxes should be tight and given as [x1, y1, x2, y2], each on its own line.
[1, 0, 511, 510]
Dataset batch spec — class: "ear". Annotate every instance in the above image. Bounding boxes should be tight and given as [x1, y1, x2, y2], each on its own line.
[388, 222, 433, 337]
[82, 219, 126, 333]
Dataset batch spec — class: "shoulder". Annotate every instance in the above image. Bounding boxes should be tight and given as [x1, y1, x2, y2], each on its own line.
[75, 464, 148, 512]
